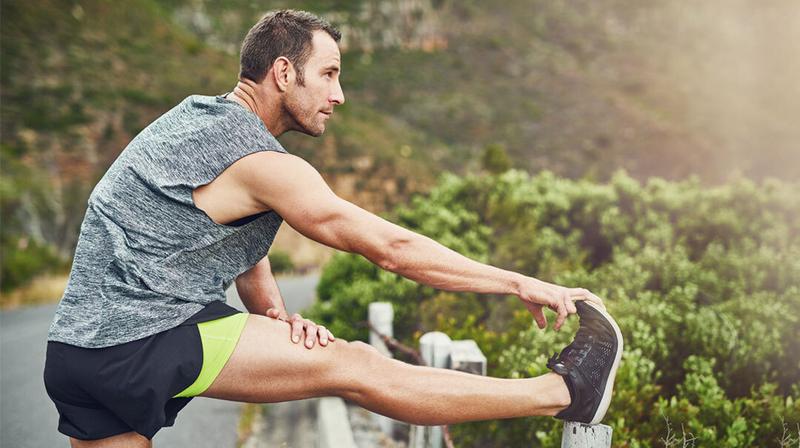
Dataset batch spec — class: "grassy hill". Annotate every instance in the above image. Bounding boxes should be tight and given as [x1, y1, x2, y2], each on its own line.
[2, 0, 798, 294]
[159, 0, 800, 182]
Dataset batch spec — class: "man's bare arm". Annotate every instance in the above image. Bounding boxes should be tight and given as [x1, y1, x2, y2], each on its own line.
[234, 152, 521, 295]
[234, 153, 522, 294]
[235, 255, 287, 316]
[237, 253, 336, 348]
[232, 151, 603, 330]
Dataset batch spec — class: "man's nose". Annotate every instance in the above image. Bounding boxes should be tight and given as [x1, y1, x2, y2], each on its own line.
[330, 80, 345, 105]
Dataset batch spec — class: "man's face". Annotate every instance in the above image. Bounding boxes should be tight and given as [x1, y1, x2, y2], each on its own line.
[283, 31, 345, 137]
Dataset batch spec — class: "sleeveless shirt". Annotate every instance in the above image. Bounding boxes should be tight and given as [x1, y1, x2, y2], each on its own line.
[47, 94, 286, 348]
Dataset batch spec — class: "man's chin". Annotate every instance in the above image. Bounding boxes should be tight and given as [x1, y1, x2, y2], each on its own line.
[304, 124, 326, 137]
[287, 120, 323, 137]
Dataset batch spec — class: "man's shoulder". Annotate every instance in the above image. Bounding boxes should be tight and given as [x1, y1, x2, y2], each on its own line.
[233, 151, 315, 179]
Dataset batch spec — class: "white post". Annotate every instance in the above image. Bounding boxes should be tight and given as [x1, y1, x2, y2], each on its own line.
[408, 332, 452, 448]
[317, 397, 358, 448]
[419, 331, 452, 369]
[449, 340, 487, 376]
[368, 302, 394, 357]
[561, 422, 613, 448]
[367, 302, 398, 436]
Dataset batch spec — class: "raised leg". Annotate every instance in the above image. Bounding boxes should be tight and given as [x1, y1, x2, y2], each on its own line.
[201, 314, 570, 425]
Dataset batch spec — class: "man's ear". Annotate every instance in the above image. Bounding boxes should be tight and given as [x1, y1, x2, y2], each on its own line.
[271, 56, 295, 92]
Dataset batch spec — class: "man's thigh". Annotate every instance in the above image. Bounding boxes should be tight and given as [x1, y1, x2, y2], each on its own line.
[200, 314, 378, 403]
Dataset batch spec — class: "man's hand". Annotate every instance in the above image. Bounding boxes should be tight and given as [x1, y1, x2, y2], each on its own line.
[517, 278, 606, 331]
[265, 308, 336, 349]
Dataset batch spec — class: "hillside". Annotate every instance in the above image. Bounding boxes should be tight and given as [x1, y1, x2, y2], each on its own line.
[2, 0, 798, 291]
[160, 0, 800, 182]
[0, 0, 447, 291]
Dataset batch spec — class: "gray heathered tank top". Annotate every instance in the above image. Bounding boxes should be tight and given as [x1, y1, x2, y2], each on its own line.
[47, 94, 287, 348]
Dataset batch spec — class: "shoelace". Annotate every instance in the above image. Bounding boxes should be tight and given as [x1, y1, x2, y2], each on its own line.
[547, 325, 595, 375]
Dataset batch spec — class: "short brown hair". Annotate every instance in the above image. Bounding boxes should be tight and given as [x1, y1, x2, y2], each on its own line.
[239, 10, 341, 86]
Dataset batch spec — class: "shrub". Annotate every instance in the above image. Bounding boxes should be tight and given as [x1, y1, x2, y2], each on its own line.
[304, 170, 800, 446]
[267, 249, 295, 274]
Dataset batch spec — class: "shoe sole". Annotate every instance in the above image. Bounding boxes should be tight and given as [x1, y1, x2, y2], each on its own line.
[582, 300, 624, 425]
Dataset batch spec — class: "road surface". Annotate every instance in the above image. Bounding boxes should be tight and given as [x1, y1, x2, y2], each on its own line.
[0, 272, 320, 448]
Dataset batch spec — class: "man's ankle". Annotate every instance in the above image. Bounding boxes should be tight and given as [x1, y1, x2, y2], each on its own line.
[543, 372, 572, 416]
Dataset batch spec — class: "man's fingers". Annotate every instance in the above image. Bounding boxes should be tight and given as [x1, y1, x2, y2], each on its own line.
[290, 317, 304, 343]
[304, 321, 318, 349]
[554, 292, 569, 330]
[570, 288, 606, 310]
[535, 307, 547, 329]
[524, 302, 547, 329]
[565, 294, 577, 314]
[282, 312, 333, 348]
[318, 325, 329, 346]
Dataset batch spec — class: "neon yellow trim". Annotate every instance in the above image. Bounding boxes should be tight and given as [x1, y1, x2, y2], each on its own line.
[173, 313, 249, 398]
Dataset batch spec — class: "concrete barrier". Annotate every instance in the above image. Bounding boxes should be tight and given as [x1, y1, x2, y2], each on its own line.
[368, 302, 403, 437]
[317, 397, 358, 448]
[368, 302, 394, 358]
[410, 332, 488, 448]
[561, 422, 613, 448]
[450, 339, 487, 376]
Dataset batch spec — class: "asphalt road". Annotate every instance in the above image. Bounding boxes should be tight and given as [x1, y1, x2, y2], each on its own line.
[0, 272, 320, 448]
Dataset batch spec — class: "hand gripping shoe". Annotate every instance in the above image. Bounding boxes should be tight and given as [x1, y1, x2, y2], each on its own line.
[546, 300, 623, 425]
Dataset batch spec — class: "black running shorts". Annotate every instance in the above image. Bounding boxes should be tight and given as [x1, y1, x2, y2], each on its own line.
[43, 301, 244, 441]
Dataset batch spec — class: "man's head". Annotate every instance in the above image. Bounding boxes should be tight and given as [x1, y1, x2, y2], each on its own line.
[240, 10, 340, 86]
[238, 9, 345, 137]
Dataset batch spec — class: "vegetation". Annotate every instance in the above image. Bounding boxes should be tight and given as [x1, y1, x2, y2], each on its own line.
[2, 2, 798, 443]
[305, 170, 800, 446]
[4, 0, 798, 293]
[1, 0, 238, 291]
[267, 249, 295, 275]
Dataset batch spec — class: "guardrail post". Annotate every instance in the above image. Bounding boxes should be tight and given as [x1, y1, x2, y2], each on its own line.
[368, 301, 611, 448]
[367, 302, 399, 436]
[409, 331, 452, 448]
[449, 340, 487, 376]
[317, 397, 358, 448]
[368, 302, 394, 357]
[561, 422, 613, 447]
[409, 334, 488, 448]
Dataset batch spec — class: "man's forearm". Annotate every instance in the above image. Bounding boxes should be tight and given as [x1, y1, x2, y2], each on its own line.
[235, 258, 287, 315]
[381, 230, 525, 296]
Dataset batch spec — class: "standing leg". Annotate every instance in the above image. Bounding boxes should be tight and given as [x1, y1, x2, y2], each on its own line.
[201, 314, 570, 425]
[69, 432, 151, 448]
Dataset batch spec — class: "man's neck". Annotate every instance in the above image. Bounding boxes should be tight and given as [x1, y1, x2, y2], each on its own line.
[229, 80, 286, 137]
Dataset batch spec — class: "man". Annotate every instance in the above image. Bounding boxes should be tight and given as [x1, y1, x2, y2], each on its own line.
[44, 10, 622, 448]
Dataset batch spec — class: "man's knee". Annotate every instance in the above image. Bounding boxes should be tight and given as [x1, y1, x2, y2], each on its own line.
[349, 340, 380, 355]
[329, 339, 383, 368]
[325, 339, 390, 396]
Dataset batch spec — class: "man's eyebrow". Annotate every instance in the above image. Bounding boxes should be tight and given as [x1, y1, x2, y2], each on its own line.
[322, 65, 340, 73]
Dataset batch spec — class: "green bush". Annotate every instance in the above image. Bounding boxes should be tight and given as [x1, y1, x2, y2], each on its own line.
[481, 143, 512, 174]
[304, 170, 800, 446]
[267, 249, 295, 275]
[0, 235, 63, 292]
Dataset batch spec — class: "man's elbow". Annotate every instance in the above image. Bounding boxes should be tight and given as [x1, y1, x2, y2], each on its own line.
[374, 236, 411, 272]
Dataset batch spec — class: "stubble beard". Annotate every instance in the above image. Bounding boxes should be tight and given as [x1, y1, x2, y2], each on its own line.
[283, 95, 324, 138]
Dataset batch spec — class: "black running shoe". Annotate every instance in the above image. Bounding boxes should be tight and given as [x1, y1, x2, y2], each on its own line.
[546, 300, 623, 425]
